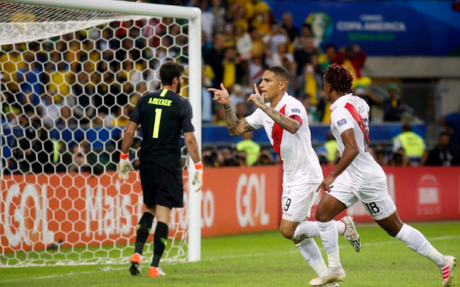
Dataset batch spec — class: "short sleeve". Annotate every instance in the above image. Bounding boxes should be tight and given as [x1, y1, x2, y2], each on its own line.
[284, 99, 305, 118]
[331, 108, 354, 136]
[245, 108, 264, 130]
[181, 100, 195, 133]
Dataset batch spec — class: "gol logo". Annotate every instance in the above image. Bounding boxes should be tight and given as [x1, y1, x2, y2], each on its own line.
[236, 173, 269, 227]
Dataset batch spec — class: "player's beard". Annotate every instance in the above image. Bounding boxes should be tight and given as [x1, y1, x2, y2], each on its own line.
[176, 83, 182, 94]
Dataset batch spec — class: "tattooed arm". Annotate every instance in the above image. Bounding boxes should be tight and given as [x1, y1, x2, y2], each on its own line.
[258, 104, 300, 134]
[209, 83, 255, 136]
[224, 104, 255, 136]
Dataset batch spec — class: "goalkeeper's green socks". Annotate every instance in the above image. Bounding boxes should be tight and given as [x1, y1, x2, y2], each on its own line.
[134, 212, 154, 255]
[151, 221, 169, 267]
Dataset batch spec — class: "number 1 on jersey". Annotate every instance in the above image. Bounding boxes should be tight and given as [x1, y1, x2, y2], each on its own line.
[152, 108, 162, 138]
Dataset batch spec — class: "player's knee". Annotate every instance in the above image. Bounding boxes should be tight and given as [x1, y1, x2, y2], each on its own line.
[279, 226, 295, 239]
[315, 210, 331, 223]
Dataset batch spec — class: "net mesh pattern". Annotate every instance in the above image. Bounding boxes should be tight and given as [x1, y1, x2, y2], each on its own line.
[0, 1, 191, 267]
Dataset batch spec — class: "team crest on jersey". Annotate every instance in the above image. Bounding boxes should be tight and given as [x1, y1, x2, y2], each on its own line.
[337, 119, 347, 126]
[291, 108, 301, 114]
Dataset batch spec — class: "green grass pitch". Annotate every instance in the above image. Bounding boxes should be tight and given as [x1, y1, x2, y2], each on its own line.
[1, 221, 459, 287]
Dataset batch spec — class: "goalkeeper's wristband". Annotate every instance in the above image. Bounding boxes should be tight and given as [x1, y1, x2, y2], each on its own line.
[120, 152, 129, 160]
[194, 162, 203, 170]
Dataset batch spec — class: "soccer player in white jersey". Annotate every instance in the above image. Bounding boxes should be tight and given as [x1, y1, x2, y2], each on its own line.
[313, 63, 456, 287]
[209, 66, 361, 287]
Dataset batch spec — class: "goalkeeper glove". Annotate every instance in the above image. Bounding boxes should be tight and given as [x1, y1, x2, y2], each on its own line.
[118, 152, 134, 181]
[192, 162, 203, 192]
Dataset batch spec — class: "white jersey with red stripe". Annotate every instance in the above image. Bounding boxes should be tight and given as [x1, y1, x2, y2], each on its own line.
[330, 94, 386, 183]
[246, 93, 323, 186]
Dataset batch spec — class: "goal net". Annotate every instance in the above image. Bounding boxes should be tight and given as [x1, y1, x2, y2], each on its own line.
[0, 0, 202, 267]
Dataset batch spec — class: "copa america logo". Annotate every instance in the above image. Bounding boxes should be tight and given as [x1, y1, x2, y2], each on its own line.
[306, 12, 334, 45]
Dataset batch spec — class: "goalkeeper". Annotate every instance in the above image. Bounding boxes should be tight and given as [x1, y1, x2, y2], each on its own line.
[118, 61, 203, 278]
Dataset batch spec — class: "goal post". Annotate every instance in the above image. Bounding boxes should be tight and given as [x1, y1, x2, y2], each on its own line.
[0, 0, 202, 266]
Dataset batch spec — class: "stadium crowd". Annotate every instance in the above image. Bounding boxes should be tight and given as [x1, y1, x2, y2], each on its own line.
[1, 0, 459, 175]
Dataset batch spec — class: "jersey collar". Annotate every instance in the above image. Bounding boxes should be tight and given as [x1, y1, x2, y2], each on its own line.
[271, 92, 289, 110]
[330, 93, 353, 110]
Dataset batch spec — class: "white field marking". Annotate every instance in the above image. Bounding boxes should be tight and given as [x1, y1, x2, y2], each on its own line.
[0, 234, 458, 284]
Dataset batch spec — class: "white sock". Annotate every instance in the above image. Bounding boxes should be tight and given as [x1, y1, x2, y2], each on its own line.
[318, 220, 341, 268]
[395, 224, 444, 267]
[295, 238, 328, 278]
[292, 221, 346, 241]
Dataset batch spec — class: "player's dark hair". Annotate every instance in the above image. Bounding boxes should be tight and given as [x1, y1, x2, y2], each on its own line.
[267, 65, 290, 82]
[324, 63, 353, 93]
[160, 61, 184, 86]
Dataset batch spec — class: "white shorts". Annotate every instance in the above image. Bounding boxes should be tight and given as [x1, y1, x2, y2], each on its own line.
[281, 183, 320, 222]
[329, 171, 396, 221]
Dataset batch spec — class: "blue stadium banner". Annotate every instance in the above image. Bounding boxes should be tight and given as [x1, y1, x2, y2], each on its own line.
[269, 1, 460, 56]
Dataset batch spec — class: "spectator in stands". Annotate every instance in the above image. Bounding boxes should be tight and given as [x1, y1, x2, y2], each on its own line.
[332, 44, 366, 81]
[212, 105, 226, 125]
[89, 111, 105, 127]
[355, 84, 382, 122]
[236, 132, 261, 166]
[235, 103, 248, 120]
[67, 72, 96, 125]
[202, 147, 219, 168]
[281, 56, 297, 97]
[32, 127, 55, 173]
[222, 45, 243, 88]
[110, 106, 131, 127]
[293, 23, 313, 49]
[234, 22, 252, 61]
[318, 44, 336, 73]
[372, 143, 389, 166]
[294, 37, 318, 76]
[39, 91, 62, 128]
[301, 93, 320, 123]
[196, 0, 214, 44]
[281, 12, 299, 43]
[382, 84, 406, 122]
[68, 143, 91, 173]
[425, 132, 459, 166]
[211, 0, 226, 35]
[2, 109, 18, 128]
[205, 33, 226, 88]
[17, 52, 43, 105]
[390, 148, 410, 167]
[247, 53, 263, 83]
[439, 110, 460, 144]
[255, 149, 275, 166]
[263, 24, 290, 55]
[47, 55, 71, 100]
[324, 131, 338, 165]
[11, 115, 32, 173]
[297, 59, 320, 104]
[56, 106, 77, 127]
[249, 27, 265, 59]
[228, 84, 247, 111]
[266, 42, 293, 68]
[393, 122, 428, 166]
[252, 10, 274, 35]
[202, 69, 214, 123]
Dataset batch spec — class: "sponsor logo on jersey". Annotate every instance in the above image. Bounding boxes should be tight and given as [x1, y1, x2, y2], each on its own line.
[291, 108, 301, 114]
[337, 119, 347, 126]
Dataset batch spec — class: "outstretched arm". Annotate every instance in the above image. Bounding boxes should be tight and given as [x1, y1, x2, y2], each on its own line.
[209, 83, 255, 136]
